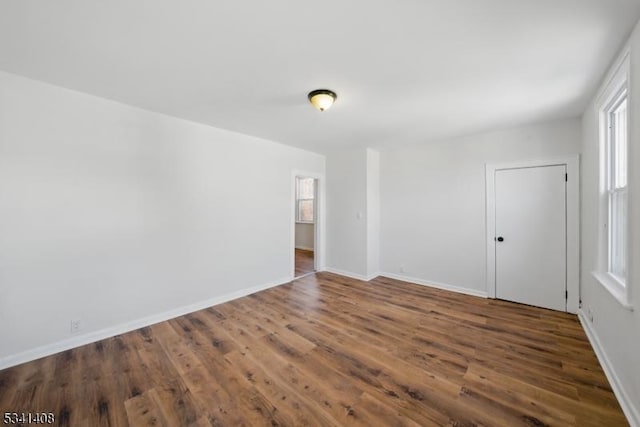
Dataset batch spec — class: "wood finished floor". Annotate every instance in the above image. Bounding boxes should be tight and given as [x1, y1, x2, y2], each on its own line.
[294, 249, 314, 277]
[0, 273, 627, 427]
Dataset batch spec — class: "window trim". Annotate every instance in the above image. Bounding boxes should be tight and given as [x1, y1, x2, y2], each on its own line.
[605, 90, 628, 283]
[593, 50, 632, 310]
[591, 271, 633, 310]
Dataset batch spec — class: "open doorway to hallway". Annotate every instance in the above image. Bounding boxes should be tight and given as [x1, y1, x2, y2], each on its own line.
[294, 176, 316, 277]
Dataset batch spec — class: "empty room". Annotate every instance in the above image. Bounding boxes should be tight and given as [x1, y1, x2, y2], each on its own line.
[1, 1, 639, 426]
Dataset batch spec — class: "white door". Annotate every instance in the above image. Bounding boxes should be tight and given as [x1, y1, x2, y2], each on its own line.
[495, 165, 566, 311]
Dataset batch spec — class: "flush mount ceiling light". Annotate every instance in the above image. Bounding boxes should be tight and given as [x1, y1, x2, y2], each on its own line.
[308, 89, 337, 112]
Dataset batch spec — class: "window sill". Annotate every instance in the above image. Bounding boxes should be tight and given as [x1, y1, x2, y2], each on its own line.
[591, 271, 634, 311]
[296, 221, 315, 225]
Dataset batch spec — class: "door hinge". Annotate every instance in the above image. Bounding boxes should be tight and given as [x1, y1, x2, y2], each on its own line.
[565, 173, 568, 182]
[565, 290, 568, 300]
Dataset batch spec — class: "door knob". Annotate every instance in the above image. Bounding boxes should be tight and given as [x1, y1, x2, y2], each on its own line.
[496, 236, 504, 242]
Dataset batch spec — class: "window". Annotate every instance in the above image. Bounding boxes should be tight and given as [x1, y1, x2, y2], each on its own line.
[593, 52, 631, 309]
[296, 177, 315, 223]
[606, 91, 628, 284]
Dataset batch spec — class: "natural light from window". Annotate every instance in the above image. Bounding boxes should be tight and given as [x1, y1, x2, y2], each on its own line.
[607, 92, 628, 285]
[296, 177, 315, 223]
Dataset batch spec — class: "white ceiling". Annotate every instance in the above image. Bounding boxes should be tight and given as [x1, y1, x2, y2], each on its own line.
[1, 1, 639, 153]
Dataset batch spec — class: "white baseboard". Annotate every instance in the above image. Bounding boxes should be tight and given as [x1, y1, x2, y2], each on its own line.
[295, 246, 314, 251]
[0, 276, 291, 371]
[322, 267, 370, 282]
[578, 310, 639, 427]
[379, 272, 488, 298]
[366, 272, 382, 281]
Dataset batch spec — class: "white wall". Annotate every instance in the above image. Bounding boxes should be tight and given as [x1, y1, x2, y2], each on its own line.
[380, 119, 581, 295]
[580, 22, 640, 425]
[325, 148, 381, 280]
[0, 71, 324, 367]
[366, 148, 381, 278]
[295, 223, 314, 250]
[326, 148, 368, 277]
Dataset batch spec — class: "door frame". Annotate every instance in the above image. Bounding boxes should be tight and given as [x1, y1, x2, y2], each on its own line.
[485, 156, 580, 313]
[291, 170, 325, 280]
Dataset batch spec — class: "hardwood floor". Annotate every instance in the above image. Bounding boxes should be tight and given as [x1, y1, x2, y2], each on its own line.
[294, 249, 314, 277]
[0, 273, 627, 426]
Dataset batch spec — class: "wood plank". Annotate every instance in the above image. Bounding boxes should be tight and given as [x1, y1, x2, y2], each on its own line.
[0, 272, 627, 426]
[295, 248, 315, 277]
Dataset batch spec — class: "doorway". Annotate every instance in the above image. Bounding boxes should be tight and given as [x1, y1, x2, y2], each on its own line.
[294, 175, 317, 277]
[486, 158, 580, 313]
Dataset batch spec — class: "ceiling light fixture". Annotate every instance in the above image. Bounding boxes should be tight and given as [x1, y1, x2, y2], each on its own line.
[308, 89, 337, 112]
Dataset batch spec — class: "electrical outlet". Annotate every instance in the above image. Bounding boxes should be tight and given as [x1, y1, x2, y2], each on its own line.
[70, 319, 82, 333]
[399, 265, 405, 273]
[587, 307, 594, 323]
